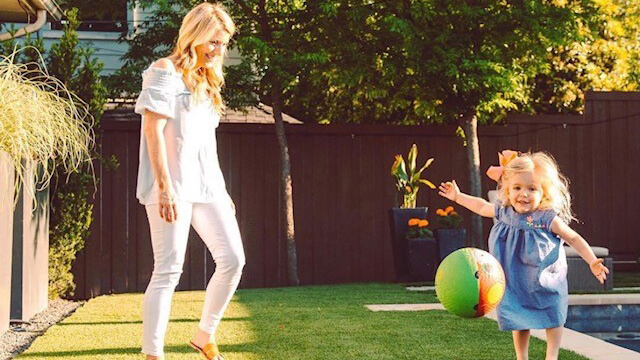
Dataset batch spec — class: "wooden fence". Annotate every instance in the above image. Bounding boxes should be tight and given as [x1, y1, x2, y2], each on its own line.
[70, 91, 640, 300]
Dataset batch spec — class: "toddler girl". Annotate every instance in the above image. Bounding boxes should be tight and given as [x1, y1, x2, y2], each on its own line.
[439, 150, 609, 360]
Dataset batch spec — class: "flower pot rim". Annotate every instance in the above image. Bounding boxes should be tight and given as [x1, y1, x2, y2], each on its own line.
[391, 206, 428, 210]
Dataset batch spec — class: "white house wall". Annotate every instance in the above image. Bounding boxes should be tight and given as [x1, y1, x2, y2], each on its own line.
[4, 2, 241, 76]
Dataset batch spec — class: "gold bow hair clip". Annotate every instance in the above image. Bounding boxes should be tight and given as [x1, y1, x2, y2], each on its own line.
[486, 150, 519, 182]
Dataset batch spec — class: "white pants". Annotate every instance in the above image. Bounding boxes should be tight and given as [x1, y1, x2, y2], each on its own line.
[141, 200, 245, 357]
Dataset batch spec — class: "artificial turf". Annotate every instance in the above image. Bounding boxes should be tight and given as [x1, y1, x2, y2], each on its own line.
[18, 283, 590, 359]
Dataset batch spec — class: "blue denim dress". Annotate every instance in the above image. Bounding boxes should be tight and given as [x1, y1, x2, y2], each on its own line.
[489, 206, 568, 331]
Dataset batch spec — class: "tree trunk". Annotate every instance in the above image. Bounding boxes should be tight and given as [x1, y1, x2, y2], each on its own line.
[271, 83, 300, 286]
[460, 113, 484, 249]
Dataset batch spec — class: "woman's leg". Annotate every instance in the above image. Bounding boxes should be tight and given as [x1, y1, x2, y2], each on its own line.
[512, 329, 530, 360]
[141, 201, 193, 357]
[190, 198, 245, 346]
[545, 326, 563, 360]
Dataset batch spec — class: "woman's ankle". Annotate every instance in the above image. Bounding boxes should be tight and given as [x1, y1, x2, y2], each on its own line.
[192, 327, 214, 347]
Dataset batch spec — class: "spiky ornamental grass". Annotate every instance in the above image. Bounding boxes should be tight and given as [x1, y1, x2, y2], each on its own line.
[0, 47, 94, 207]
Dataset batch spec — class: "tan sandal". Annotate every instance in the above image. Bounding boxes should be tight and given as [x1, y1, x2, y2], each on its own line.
[189, 341, 224, 360]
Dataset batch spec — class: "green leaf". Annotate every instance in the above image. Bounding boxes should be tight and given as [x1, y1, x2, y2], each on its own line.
[418, 179, 436, 189]
[417, 158, 434, 175]
[391, 155, 408, 182]
[407, 144, 417, 175]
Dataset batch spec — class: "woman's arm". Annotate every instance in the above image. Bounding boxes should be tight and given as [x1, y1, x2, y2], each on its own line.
[550, 217, 609, 284]
[143, 110, 178, 223]
[143, 111, 172, 195]
[439, 180, 495, 218]
[141, 59, 180, 223]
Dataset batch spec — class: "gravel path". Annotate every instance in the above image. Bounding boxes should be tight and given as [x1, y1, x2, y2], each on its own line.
[0, 299, 84, 360]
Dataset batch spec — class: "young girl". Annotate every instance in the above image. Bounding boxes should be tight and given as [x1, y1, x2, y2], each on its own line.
[438, 150, 609, 360]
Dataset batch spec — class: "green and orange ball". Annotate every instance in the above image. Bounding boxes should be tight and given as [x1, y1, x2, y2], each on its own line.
[435, 248, 506, 318]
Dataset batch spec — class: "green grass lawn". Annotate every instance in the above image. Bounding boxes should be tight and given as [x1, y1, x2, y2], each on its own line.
[18, 283, 590, 359]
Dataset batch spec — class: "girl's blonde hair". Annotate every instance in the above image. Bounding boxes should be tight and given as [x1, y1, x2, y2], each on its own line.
[170, 2, 235, 114]
[496, 151, 575, 224]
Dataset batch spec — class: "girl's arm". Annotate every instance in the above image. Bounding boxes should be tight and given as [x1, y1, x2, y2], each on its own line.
[550, 217, 609, 284]
[438, 180, 495, 218]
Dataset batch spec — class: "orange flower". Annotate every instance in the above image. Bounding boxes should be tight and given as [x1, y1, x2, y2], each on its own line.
[450, 211, 458, 216]
[418, 220, 429, 227]
[436, 209, 445, 216]
[408, 218, 420, 226]
[445, 206, 454, 214]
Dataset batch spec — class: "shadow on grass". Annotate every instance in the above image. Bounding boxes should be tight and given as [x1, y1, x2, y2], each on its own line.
[18, 343, 257, 358]
[57, 317, 250, 326]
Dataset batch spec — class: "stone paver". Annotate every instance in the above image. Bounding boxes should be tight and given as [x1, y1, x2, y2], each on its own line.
[405, 286, 435, 292]
[366, 295, 640, 360]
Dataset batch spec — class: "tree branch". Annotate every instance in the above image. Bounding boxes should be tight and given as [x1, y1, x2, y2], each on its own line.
[233, 0, 260, 22]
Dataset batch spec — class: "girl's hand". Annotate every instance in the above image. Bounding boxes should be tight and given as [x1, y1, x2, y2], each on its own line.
[589, 259, 610, 284]
[439, 180, 460, 202]
[158, 187, 178, 224]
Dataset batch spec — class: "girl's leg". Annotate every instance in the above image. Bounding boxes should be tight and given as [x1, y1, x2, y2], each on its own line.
[190, 198, 245, 347]
[545, 326, 563, 360]
[512, 330, 530, 360]
[141, 202, 193, 357]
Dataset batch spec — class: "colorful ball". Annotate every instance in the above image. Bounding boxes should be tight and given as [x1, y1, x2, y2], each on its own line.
[435, 247, 506, 318]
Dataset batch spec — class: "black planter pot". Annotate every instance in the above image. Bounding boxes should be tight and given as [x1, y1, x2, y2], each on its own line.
[435, 228, 466, 261]
[388, 207, 428, 282]
[407, 237, 438, 282]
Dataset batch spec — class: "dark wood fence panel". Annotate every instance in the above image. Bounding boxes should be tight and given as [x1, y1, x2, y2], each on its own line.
[70, 92, 640, 299]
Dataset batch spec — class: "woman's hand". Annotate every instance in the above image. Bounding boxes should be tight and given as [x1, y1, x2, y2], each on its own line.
[589, 258, 610, 284]
[438, 180, 460, 202]
[158, 187, 178, 223]
[228, 193, 236, 215]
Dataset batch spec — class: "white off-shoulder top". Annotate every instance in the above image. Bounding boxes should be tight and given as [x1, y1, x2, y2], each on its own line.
[134, 61, 227, 205]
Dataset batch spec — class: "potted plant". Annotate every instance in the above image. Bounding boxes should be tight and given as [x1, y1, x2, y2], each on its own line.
[405, 218, 438, 282]
[0, 48, 93, 324]
[434, 206, 466, 260]
[388, 144, 435, 281]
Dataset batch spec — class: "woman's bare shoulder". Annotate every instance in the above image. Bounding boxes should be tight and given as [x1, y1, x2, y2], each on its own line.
[152, 57, 178, 71]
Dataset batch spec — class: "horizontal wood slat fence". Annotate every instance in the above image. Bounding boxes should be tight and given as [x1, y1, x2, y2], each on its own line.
[71, 92, 640, 299]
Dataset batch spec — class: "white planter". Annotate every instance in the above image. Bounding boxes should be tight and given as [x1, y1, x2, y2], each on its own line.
[9, 160, 49, 322]
[0, 152, 14, 335]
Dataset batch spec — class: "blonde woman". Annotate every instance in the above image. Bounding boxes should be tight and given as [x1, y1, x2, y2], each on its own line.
[133, 3, 244, 359]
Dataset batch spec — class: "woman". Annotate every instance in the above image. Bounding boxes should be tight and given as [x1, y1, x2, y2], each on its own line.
[133, 3, 244, 359]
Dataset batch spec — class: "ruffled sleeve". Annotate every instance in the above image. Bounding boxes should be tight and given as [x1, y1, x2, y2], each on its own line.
[134, 67, 180, 119]
[495, 205, 504, 220]
[540, 209, 559, 230]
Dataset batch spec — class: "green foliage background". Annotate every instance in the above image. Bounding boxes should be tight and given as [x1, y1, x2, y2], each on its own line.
[109, 0, 639, 124]
[1, 8, 109, 299]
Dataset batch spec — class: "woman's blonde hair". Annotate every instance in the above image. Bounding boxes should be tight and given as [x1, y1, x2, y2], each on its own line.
[496, 151, 575, 224]
[170, 2, 235, 114]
